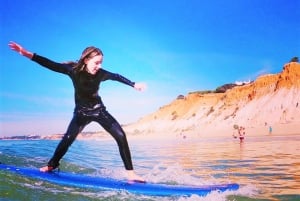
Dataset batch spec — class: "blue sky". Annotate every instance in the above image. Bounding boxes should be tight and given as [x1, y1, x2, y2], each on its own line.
[1, 0, 299, 136]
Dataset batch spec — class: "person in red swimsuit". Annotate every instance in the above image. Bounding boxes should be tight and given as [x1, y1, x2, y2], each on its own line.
[238, 126, 245, 143]
[9, 41, 146, 182]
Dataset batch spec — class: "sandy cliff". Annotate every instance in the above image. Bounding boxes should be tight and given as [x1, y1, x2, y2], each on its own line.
[125, 62, 300, 137]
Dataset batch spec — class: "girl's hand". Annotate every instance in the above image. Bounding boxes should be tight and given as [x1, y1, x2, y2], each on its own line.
[8, 41, 33, 59]
[9, 41, 24, 54]
[134, 82, 147, 92]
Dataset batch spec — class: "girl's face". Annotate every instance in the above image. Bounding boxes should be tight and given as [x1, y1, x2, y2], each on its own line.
[84, 55, 103, 75]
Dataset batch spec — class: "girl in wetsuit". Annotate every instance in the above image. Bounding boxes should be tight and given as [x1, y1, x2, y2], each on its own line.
[8, 41, 146, 182]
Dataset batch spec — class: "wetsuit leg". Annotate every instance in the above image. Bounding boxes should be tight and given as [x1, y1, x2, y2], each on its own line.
[48, 115, 89, 168]
[108, 122, 133, 170]
[94, 109, 133, 170]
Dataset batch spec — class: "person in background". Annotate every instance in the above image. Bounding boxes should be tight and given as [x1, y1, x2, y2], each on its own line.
[269, 126, 273, 135]
[239, 126, 245, 143]
[8, 41, 146, 182]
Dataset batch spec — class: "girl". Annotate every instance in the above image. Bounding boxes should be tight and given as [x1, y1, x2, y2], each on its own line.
[9, 41, 146, 182]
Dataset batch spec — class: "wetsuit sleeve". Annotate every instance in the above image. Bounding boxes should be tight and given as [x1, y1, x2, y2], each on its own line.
[101, 69, 135, 87]
[31, 53, 72, 75]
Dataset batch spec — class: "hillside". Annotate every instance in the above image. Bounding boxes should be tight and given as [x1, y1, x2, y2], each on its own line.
[124, 62, 300, 136]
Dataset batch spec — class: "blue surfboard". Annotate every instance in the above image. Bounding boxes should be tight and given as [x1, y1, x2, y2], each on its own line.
[0, 164, 239, 196]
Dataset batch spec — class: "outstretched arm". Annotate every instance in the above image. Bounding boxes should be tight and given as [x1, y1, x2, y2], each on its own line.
[8, 41, 33, 59]
[103, 70, 147, 92]
[8, 41, 72, 75]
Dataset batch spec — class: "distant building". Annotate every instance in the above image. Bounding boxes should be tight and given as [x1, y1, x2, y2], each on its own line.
[177, 95, 185, 100]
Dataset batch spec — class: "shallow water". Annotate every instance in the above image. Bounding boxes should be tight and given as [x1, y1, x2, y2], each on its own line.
[0, 134, 299, 201]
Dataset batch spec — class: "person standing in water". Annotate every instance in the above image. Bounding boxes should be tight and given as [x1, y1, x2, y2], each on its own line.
[238, 126, 245, 143]
[8, 41, 146, 182]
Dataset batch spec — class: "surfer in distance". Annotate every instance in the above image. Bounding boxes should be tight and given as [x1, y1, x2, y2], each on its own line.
[8, 41, 146, 182]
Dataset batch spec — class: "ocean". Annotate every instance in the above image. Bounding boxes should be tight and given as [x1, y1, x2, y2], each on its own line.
[0, 134, 299, 201]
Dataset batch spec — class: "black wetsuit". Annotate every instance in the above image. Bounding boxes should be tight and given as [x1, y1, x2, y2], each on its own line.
[32, 54, 135, 170]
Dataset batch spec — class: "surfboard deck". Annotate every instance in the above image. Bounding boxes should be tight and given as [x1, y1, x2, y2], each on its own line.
[0, 163, 239, 196]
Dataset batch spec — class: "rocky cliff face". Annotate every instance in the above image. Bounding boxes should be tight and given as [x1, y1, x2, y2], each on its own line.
[125, 62, 300, 135]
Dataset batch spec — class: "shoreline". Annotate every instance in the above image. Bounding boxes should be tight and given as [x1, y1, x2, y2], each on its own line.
[1, 121, 299, 141]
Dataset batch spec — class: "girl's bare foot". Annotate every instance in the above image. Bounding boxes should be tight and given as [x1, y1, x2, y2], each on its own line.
[126, 170, 145, 183]
[39, 166, 54, 172]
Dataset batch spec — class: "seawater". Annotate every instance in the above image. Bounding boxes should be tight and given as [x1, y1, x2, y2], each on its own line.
[0, 134, 299, 201]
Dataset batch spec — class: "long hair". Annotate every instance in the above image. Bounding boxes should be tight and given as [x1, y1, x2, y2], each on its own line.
[65, 46, 103, 73]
